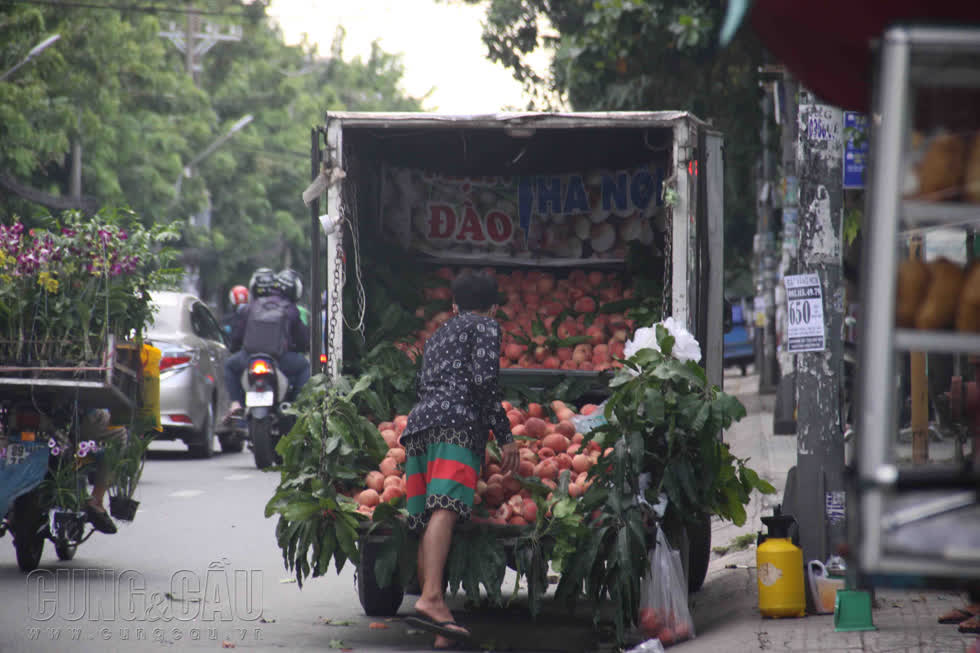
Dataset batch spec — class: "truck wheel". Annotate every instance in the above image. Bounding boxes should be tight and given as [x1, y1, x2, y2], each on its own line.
[687, 512, 712, 593]
[250, 418, 275, 470]
[13, 491, 46, 572]
[357, 539, 404, 616]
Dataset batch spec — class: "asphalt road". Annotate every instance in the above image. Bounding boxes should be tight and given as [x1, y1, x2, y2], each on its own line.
[0, 439, 599, 653]
[0, 439, 418, 652]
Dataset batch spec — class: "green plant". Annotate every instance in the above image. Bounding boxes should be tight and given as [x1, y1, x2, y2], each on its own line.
[601, 324, 775, 525]
[551, 322, 774, 644]
[106, 430, 155, 500]
[264, 373, 389, 587]
[42, 439, 94, 511]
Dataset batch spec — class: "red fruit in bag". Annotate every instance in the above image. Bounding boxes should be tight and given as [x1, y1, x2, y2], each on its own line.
[674, 623, 691, 641]
[639, 607, 660, 636]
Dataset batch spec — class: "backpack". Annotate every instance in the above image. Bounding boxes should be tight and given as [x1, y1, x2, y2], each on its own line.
[242, 296, 291, 358]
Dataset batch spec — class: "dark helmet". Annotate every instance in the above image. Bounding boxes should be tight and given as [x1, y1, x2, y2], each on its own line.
[276, 268, 303, 302]
[249, 267, 278, 298]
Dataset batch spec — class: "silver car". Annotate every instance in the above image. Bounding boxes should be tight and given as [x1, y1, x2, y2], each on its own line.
[146, 291, 242, 457]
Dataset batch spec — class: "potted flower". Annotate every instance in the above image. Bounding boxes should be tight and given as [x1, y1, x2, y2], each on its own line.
[0, 209, 179, 367]
[107, 430, 154, 521]
[44, 438, 97, 541]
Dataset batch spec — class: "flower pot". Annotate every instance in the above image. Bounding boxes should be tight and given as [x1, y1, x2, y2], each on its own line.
[51, 509, 86, 542]
[109, 496, 139, 521]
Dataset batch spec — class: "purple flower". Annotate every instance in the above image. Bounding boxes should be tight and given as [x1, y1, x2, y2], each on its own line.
[61, 228, 77, 237]
[98, 229, 112, 245]
[48, 438, 57, 449]
[118, 230, 128, 241]
[110, 263, 123, 276]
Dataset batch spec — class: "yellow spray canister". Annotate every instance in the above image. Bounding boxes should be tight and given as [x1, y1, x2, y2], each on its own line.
[757, 513, 806, 618]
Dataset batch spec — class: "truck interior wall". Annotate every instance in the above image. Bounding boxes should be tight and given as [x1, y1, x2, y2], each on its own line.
[340, 127, 674, 177]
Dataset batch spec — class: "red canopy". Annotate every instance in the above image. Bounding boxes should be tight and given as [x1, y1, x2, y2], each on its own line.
[750, 1, 980, 111]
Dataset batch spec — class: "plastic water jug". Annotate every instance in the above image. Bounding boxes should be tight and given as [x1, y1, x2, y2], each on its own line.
[807, 556, 846, 614]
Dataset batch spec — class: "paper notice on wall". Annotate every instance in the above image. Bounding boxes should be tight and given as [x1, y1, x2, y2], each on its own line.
[784, 273, 825, 353]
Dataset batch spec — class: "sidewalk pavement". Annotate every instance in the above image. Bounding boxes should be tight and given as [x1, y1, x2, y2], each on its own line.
[678, 369, 979, 653]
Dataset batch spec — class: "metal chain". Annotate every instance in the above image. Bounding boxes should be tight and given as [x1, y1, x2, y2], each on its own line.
[341, 168, 366, 336]
[662, 204, 673, 319]
[328, 231, 343, 376]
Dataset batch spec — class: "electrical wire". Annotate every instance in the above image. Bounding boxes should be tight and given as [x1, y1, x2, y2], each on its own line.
[2, 0, 252, 17]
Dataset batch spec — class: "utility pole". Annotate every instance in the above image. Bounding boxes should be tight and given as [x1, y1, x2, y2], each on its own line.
[773, 74, 800, 435]
[793, 97, 846, 574]
[159, 3, 242, 301]
[159, 4, 242, 85]
[756, 65, 782, 394]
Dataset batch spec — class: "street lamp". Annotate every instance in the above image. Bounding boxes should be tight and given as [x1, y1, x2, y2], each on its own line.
[0, 34, 60, 82]
[172, 114, 254, 202]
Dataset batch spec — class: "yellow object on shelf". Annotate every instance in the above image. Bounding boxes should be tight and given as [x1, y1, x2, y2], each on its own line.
[139, 343, 162, 433]
[757, 513, 806, 618]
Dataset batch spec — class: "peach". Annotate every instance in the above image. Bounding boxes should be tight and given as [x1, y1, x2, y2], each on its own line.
[574, 296, 597, 313]
[357, 489, 380, 507]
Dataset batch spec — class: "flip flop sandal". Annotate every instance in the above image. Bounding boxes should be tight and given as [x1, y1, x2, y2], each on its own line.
[960, 615, 980, 635]
[939, 606, 980, 624]
[405, 616, 472, 643]
[85, 504, 118, 535]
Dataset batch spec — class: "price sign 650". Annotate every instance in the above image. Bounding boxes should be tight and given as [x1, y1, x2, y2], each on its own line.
[788, 300, 813, 325]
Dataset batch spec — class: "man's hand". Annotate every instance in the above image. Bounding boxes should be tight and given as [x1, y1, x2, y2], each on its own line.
[499, 442, 520, 475]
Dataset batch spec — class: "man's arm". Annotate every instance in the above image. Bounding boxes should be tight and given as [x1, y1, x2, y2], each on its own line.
[469, 320, 512, 446]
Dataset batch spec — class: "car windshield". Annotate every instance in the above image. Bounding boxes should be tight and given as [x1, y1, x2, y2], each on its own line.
[148, 296, 183, 333]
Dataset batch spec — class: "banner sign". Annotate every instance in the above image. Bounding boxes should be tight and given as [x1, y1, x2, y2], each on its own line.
[381, 164, 664, 264]
[784, 273, 826, 353]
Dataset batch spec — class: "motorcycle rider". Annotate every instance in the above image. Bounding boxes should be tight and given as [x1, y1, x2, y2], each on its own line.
[221, 284, 250, 345]
[223, 268, 310, 422]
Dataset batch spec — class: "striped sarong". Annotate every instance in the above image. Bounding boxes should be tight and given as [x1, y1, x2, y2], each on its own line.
[403, 427, 482, 533]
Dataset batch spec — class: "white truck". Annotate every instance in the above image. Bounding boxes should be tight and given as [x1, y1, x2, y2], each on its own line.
[305, 111, 726, 595]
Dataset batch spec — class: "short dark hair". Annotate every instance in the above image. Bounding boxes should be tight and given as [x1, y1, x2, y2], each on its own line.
[451, 270, 498, 311]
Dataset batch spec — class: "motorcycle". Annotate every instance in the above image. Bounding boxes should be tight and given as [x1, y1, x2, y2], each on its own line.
[241, 354, 296, 469]
[0, 402, 100, 572]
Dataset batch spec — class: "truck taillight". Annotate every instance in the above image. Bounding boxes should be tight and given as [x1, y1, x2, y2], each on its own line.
[319, 354, 328, 364]
[250, 360, 271, 375]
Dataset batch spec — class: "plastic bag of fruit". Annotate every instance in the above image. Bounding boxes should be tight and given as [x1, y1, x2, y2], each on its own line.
[637, 524, 695, 647]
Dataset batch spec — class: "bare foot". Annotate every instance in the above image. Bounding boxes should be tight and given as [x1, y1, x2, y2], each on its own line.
[413, 598, 469, 638]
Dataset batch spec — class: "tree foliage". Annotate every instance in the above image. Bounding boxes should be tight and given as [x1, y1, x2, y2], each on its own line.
[464, 0, 764, 270]
[0, 2, 423, 309]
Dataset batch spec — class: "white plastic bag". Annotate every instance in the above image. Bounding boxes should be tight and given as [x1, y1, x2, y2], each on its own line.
[638, 524, 695, 647]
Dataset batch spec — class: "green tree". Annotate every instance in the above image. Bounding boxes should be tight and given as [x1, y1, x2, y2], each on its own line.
[464, 0, 764, 270]
[189, 22, 424, 304]
[1, 2, 424, 311]
[0, 4, 211, 220]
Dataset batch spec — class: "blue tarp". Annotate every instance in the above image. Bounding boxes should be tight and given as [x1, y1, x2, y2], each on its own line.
[0, 441, 49, 517]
